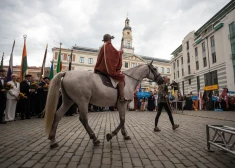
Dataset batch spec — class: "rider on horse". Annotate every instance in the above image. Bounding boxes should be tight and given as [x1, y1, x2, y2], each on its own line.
[94, 34, 126, 102]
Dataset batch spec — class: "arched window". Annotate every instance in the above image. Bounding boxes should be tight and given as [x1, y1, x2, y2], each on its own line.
[126, 41, 130, 49]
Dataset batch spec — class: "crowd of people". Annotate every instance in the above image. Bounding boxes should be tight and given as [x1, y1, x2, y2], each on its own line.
[0, 68, 53, 123]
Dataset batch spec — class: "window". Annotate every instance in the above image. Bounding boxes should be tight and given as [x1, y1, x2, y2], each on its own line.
[229, 22, 235, 33]
[210, 36, 215, 47]
[167, 68, 170, 73]
[126, 41, 130, 48]
[149, 81, 152, 85]
[212, 53, 216, 63]
[187, 52, 190, 63]
[181, 57, 183, 64]
[189, 79, 191, 85]
[186, 41, 189, 50]
[173, 63, 175, 69]
[88, 58, 93, 64]
[161, 67, 164, 73]
[174, 73, 175, 79]
[177, 60, 179, 67]
[203, 57, 207, 67]
[125, 62, 128, 68]
[182, 69, 184, 76]
[197, 76, 200, 92]
[196, 61, 199, 70]
[202, 42, 206, 52]
[80, 57, 84, 63]
[131, 63, 136, 67]
[188, 65, 191, 74]
[204, 71, 218, 86]
[177, 71, 179, 78]
[195, 47, 198, 56]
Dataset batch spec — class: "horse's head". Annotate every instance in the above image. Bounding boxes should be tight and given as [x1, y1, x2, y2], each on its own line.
[147, 60, 164, 85]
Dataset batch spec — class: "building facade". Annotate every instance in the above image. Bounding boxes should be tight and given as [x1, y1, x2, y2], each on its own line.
[52, 17, 171, 89]
[170, 0, 235, 95]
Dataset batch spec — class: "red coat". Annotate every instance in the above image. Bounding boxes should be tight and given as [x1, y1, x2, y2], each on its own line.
[94, 42, 125, 82]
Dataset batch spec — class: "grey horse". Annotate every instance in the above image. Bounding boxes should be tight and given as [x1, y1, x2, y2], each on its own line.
[45, 61, 163, 148]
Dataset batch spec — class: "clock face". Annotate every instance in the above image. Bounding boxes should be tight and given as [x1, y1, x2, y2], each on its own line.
[127, 32, 130, 35]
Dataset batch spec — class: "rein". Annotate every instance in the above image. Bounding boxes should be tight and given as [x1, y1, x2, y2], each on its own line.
[122, 72, 142, 82]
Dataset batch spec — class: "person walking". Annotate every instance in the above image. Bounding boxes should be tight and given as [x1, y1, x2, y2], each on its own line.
[154, 76, 179, 132]
[5, 74, 20, 122]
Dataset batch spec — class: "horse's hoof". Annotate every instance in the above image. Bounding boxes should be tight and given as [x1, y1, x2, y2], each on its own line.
[106, 133, 112, 142]
[50, 142, 59, 149]
[93, 139, 100, 146]
[124, 136, 131, 140]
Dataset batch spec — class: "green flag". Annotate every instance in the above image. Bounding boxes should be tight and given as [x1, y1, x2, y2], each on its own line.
[56, 45, 62, 73]
[0, 52, 4, 69]
[49, 60, 54, 80]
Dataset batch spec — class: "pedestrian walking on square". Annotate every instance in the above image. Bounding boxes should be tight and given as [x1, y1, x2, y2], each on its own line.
[5, 74, 20, 122]
[154, 76, 179, 132]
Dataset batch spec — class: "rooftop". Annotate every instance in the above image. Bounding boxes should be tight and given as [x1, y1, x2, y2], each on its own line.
[194, 0, 235, 37]
[138, 55, 170, 63]
[72, 46, 99, 53]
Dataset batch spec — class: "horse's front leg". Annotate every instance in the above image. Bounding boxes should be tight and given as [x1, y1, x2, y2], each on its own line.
[106, 102, 127, 141]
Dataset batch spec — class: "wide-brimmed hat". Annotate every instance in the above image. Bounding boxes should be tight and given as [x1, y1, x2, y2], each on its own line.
[25, 74, 32, 77]
[102, 34, 115, 42]
[0, 68, 6, 72]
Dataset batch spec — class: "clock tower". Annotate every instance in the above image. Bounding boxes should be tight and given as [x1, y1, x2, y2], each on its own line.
[121, 17, 134, 54]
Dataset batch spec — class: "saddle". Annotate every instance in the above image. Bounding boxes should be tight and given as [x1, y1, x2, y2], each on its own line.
[96, 72, 118, 89]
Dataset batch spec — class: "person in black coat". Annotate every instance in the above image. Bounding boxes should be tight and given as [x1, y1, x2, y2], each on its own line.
[0, 69, 7, 124]
[148, 91, 155, 111]
[20, 74, 35, 119]
[37, 77, 49, 117]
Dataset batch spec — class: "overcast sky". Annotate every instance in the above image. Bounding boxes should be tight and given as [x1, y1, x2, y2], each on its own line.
[0, 0, 231, 67]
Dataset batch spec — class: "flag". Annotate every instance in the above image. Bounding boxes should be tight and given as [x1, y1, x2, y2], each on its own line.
[0, 52, 4, 69]
[7, 40, 15, 81]
[68, 49, 73, 71]
[56, 44, 62, 73]
[20, 37, 28, 82]
[40, 44, 48, 79]
[49, 60, 54, 80]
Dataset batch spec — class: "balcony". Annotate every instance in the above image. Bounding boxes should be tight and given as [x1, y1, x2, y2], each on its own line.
[183, 69, 195, 79]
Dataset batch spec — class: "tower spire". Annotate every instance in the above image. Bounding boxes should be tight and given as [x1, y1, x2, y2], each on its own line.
[121, 16, 134, 54]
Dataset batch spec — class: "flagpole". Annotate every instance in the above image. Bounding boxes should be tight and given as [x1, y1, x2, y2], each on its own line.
[40, 44, 48, 80]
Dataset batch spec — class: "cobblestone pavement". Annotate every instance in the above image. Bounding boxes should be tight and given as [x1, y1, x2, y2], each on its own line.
[0, 111, 235, 168]
[175, 110, 235, 121]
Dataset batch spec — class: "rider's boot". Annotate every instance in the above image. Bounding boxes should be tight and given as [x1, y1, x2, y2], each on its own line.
[118, 82, 126, 102]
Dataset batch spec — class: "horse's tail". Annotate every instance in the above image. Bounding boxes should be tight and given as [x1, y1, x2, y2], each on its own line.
[45, 72, 66, 136]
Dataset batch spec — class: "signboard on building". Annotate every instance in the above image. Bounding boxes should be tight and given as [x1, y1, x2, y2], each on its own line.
[204, 84, 218, 91]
